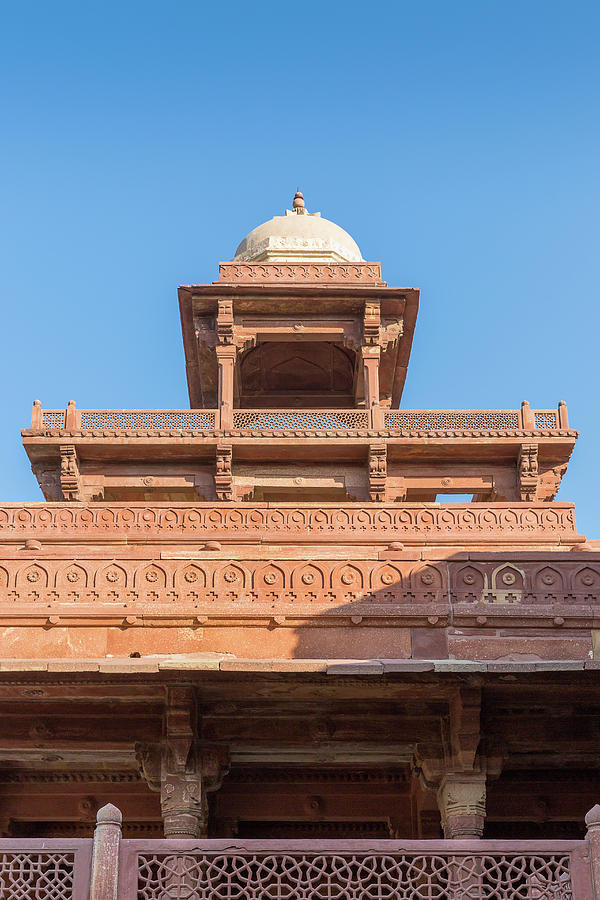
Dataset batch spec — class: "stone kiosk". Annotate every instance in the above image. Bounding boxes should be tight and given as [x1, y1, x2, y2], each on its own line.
[1, 192, 600, 898]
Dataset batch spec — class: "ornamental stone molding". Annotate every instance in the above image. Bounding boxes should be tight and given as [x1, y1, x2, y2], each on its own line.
[217, 262, 386, 284]
[0, 502, 580, 544]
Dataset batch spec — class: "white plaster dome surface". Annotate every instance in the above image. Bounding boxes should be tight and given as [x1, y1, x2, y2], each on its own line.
[233, 193, 363, 263]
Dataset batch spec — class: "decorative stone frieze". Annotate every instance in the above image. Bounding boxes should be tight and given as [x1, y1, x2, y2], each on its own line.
[217, 262, 385, 284]
[0, 502, 579, 544]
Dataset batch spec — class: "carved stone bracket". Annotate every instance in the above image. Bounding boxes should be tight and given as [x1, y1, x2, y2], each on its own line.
[518, 442, 539, 501]
[368, 443, 387, 502]
[137, 688, 230, 838]
[215, 444, 233, 501]
[380, 316, 404, 351]
[217, 299, 234, 345]
[363, 300, 381, 345]
[415, 686, 504, 839]
[59, 445, 81, 501]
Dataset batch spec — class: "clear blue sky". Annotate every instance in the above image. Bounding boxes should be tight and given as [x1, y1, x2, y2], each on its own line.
[1, 2, 598, 532]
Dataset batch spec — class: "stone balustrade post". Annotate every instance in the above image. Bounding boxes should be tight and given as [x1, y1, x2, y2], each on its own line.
[371, 405, 385, 430]
[585, 804, 600, 899]
[520, 400, 535, 430]
[558, 400, 569, 429]
[65, 400, 79, 430]
[89, 803, 122, 900]
[31, 400, 43, 430]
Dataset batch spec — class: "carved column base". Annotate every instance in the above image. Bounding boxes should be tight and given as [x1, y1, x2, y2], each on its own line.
[163, 809, 205, 839]
[437, 773, 486, 839]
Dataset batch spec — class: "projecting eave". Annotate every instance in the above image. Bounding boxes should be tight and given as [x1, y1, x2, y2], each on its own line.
[178, 281, 420, 410]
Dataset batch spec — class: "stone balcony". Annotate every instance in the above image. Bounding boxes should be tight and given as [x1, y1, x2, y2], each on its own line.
[23, 402, 577, 506]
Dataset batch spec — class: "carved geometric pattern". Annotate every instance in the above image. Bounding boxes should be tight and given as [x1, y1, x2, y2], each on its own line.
[41, 411, 66, 429]
[136, 850, 572, 900]
[232, 410, 369, 430]
[534, 411, 559, 429]
[40, 410, 217, 430]
[0, 852, 74, 899]
[385, 410, 520, 430]
[79, 411, 216, 430]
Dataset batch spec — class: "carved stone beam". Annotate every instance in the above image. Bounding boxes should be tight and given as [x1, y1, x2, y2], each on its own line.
[59, 445, 81, 501]
[215, 443, 233, 501]
[368, 442, 387, 502]
[445, 686, 482, 773]
[518, 442, 539, 501]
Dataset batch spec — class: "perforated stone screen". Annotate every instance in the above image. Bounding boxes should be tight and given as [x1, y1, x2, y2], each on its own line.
[232, 410, 369, 430]
[136, 850, 573, 899]
[0, 852, 75, 900]
[384, 410, 521, 430]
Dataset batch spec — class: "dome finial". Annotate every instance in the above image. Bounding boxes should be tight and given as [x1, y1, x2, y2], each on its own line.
[292, 189, 306, 214]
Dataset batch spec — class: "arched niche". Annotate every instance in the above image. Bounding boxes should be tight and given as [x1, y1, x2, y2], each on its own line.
[237, 341, 356, 408]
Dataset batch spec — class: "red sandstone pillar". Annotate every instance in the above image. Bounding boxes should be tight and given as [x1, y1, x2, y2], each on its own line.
[362, 345, 380, 426]
[521, 400, 535, 430]
[162, 771, 207, 838]
[216, 345, 236, 430]
[89, 803, 122, 900]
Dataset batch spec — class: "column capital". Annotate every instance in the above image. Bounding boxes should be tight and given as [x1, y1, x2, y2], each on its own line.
[361, 344, 381, 359]
[215, 343, 237, 360]
[437, 772, 487, 839]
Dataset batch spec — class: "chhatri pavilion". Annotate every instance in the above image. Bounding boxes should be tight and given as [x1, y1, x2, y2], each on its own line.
[1, 192, 600, 882]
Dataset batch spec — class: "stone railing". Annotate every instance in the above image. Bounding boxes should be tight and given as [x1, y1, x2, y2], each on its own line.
[30, 401, 570, 435]
[384, 407, 564, 431]
[3, 802, 600, 899]
[36, 406, 217, 431]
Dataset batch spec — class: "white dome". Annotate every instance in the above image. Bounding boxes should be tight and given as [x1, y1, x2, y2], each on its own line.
[232, 192, 363, 263]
